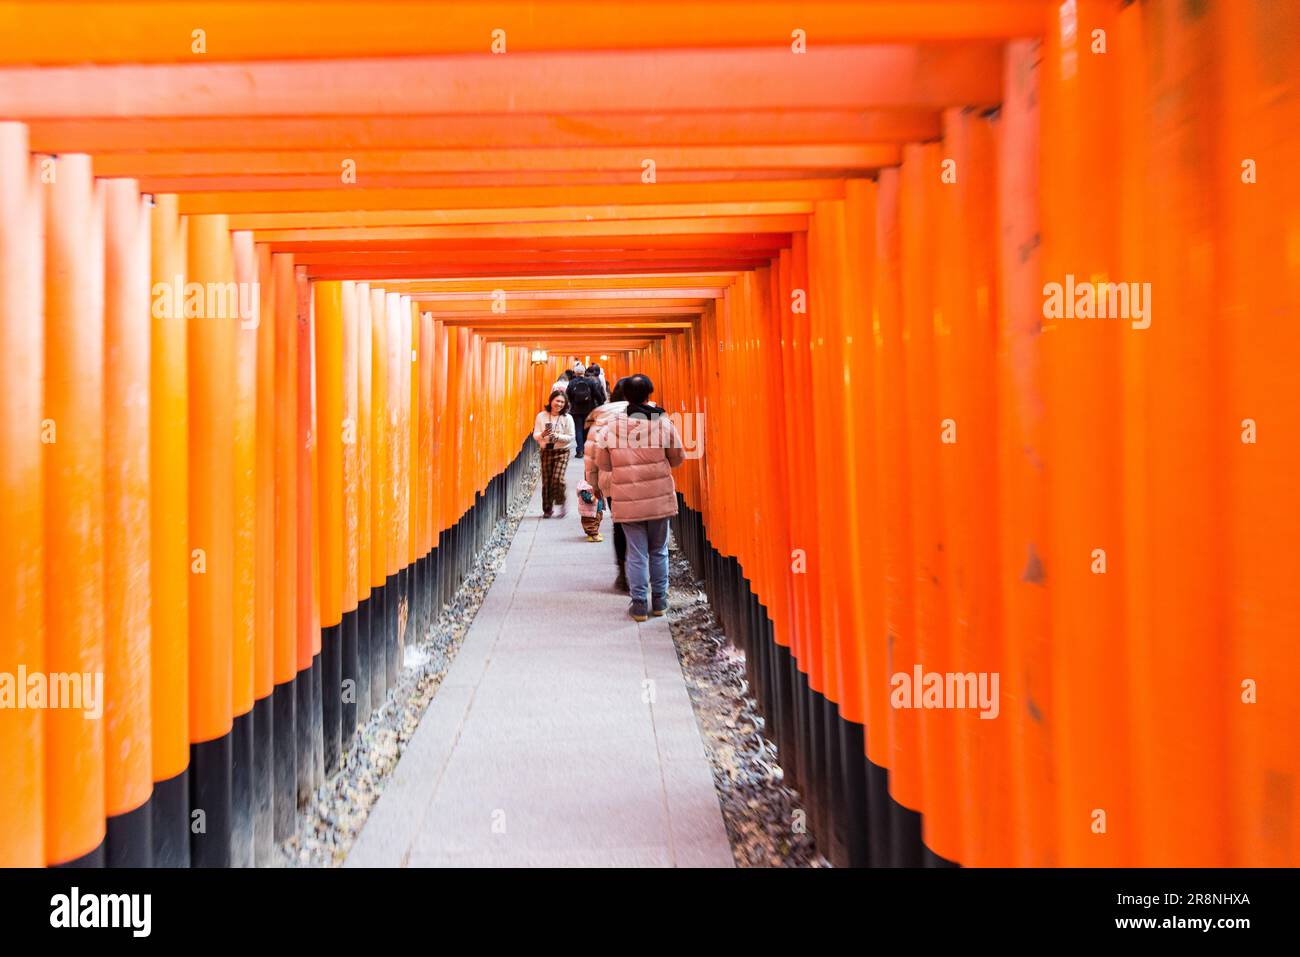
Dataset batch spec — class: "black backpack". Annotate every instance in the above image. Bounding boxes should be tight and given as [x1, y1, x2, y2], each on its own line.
[568, 377, 593, 409]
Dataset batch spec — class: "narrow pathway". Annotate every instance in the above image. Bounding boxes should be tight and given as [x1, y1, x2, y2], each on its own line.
[347, 455, 733, 867]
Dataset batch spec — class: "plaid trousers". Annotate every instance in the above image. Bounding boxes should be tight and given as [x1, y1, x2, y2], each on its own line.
[539, 445, 568, 511]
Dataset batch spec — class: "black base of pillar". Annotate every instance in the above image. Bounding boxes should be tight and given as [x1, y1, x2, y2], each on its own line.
[252, 694, 275, 865]
[672, 495, 958, 868]
[230, 708, 254, 867]
[105, 796, 152, 867]
[151, 767, 190, 867]
[296, 660, 314, 807]
[311, 652, 324, 789]
[368, 585, 387, 708]
[341, 608, 359, 746]
[384, 573, 400, 690]
[356, 596, 373, 719]
[272, 678, 297, 841]
[189, 733, 233, 868]
[864, 752, 894, 867]
[321, 622, 343, 776]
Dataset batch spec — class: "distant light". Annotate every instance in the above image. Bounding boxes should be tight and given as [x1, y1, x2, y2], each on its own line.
[530, 349, 548, 363]
[599, 354, 608, 361]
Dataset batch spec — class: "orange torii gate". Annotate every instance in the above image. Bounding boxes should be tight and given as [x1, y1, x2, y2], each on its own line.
[0, 0, 1296, 873]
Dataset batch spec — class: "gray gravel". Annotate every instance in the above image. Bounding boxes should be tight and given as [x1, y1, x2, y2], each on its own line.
[277, 457, 540, 867]
[663, 538, 829, 868]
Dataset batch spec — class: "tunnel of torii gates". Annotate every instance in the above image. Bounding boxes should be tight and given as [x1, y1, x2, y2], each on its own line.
[0, 0, 1296, 870]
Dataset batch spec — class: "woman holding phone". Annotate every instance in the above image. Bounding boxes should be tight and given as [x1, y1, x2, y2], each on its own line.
[533, 390, 576, 517]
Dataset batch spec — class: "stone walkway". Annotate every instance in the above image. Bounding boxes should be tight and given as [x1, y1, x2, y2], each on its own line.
[346, 454, 733, 867]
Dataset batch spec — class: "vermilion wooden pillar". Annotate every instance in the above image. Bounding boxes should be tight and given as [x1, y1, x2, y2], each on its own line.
[270, 251, 298, 842]
[101, 177, 153, 867]
[148, 192, 190, 867]
[230, 229, 258, 867]
[44, 154, 107, 867]
[252, 241, 277, 864]
[340, 280, 360, 748]
[0, 123, 46, 868]
[186, 213, 236, 868]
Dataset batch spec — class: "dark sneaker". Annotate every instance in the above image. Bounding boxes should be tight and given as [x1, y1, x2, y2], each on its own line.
[628, 599, 649, 622]
[651, 594, 668, 617]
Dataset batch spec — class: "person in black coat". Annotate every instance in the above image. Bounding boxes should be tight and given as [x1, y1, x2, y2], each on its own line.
[565, 371, 606, 457]
[587, 370, 607, 407]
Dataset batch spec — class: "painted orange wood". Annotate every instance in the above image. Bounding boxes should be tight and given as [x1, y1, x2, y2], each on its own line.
[186, 214, 236, 748]
[0, 2, 1047, 66]
[0, 124, 45, 866]
[231, 230, 258, 721]
[148, 194, 191, 786]
[3, 0, 1296, 869]
[102, 178, 153, 820]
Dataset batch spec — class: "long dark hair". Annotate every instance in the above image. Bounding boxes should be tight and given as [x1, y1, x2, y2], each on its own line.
[544, 390, 569, 413]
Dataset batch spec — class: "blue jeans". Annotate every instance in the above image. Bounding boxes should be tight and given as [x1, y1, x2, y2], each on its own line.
[621, 518, 670, 603]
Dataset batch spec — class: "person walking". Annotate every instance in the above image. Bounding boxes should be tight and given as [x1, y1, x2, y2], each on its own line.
[533, 390, 575, 518]
[565, 368, 601, 458]
[593, 374, 685, 621]
[549, 368, 574, 395]
[584, 376, 630, 591]
[575, 480, 605, 541]
[587, 366, 607, 407]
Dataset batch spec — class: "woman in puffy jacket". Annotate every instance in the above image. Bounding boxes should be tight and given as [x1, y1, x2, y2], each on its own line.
[592, 374, 685, 620]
